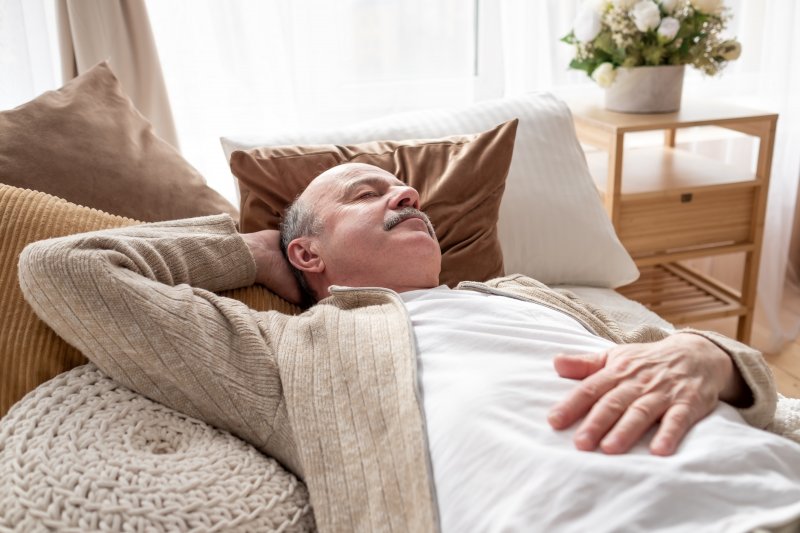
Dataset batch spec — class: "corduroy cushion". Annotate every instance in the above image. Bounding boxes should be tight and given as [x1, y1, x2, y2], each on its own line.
[0, 184, 298, 417]
[230, 119, 518, 287]
[0, 61, 238, 223]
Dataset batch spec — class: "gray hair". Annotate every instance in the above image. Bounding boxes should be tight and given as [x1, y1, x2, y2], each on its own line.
[279, 196, 322, 303]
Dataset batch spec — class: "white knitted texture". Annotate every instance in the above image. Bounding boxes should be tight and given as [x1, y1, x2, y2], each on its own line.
[0, 364, 314, 532]
[770, 395, 800, 445]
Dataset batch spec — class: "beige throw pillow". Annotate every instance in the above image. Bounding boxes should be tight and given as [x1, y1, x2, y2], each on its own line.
[0, 62, 238, 223]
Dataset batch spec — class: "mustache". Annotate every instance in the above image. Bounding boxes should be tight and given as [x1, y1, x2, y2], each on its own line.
[384, 207, 436, 237]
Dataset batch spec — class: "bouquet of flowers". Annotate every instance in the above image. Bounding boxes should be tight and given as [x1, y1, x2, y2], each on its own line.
[562, 0, 741, 87]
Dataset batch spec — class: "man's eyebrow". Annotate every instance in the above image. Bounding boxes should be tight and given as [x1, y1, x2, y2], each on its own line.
[340, 176, 404, 199]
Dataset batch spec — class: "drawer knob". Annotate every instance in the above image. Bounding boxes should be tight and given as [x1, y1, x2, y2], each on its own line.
[681, 193, 693, 203]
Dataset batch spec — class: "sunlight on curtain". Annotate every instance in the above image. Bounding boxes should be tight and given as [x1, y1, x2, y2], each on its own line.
[748, 1, 800, 351]
[0, 0, 60, 109]
[145, 0, 477, 203]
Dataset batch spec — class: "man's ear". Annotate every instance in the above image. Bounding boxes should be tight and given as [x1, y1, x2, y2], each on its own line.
[286, 237, 325, 274]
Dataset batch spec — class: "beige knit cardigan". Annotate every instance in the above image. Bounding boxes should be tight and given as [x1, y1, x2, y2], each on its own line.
[18, 214, 777, 533]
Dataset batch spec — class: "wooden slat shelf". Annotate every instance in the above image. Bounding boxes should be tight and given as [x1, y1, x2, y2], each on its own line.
[617, 264, 746, 324]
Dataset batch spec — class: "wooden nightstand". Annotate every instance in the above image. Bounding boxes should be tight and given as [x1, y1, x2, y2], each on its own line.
[568, 100, 778, 343]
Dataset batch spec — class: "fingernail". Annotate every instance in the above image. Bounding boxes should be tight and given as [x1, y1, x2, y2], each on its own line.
[548, 410, 564, 427]
[653, 438, 672, 455]
[575, 432, 593, 450]
[601, 435, 621, 452]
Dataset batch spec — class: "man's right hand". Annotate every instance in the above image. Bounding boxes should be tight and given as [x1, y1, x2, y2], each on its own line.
[240, 229, 303, 306]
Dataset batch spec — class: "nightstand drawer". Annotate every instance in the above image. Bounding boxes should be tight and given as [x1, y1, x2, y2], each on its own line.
[617, 185, 756, 257]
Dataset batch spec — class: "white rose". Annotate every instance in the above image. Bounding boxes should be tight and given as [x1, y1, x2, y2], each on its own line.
[660, 0, 679, 14]
[631, 1, 661, 32]
[613, 0, 639, 9]
[631, 0, 661, 32]
[592, 62, 617, 88]
[689, 0, 723, 14]
[573, 8, 602, 42]
[657, 17, 680, 42]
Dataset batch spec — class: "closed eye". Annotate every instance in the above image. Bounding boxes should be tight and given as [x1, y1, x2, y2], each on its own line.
[356, 191, 380, 200]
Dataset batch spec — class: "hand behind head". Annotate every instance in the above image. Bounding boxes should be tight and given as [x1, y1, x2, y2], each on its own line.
[240, 229, 304, 306]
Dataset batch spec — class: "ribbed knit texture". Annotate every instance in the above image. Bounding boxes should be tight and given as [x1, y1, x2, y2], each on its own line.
[0, 183, 298, 417]
[17, 214, 778, 532]
[17, 214, 440, 532]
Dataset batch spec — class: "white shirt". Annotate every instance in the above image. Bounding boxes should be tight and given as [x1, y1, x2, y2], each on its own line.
[401, 286, 800, 533]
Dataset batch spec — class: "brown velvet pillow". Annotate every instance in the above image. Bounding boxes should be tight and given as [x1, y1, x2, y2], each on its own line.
[0, 62, 237, 223]
[0, 184, 297, 418]
[230, 119, 518, 286]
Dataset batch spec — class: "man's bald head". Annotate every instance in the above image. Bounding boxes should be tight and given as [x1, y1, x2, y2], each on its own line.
[279, 163, 441, 303]
[299, 163, 398, 208]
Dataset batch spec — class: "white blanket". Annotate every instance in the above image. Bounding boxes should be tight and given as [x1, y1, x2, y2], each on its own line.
[403, 286, 800, 533]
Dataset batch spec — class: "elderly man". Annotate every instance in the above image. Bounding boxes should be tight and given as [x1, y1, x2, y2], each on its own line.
[19, 163, 800, 532]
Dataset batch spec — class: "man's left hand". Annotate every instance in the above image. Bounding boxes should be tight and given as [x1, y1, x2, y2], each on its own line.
[547, 333, 748, 456]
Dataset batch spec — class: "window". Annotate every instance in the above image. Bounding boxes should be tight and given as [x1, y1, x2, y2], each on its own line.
[146, 0, 479, 201]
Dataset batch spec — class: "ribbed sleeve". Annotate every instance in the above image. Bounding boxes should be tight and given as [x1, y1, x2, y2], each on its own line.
[17, 215, 302, 475]
[680, 328, 778, 428]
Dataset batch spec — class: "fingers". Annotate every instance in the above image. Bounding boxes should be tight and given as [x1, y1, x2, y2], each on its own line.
[549, 339, 723, 456]
[548, 370, 616, 430]
[569, 384, 668, 453]
[596, 394, 669, 454]
[564, 387, 675, 455]
[649, 403, 695, 456]
[552, 352, 607, 380]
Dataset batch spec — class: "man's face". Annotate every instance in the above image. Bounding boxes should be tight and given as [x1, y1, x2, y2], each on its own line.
[297, 163, 442, 294]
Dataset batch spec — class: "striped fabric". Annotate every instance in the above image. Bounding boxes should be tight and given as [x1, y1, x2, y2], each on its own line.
[0, 184, 298, 417]
[0, 185, 135, 416]
[222, 92, 640, 288]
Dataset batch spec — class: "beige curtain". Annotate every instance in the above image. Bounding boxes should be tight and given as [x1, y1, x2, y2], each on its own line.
[57, 0, 179, 148]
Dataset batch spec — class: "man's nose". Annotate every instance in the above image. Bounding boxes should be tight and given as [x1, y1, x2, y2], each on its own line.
[389, 186, 420, 210]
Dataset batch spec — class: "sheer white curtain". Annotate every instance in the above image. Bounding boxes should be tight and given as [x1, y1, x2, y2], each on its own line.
[0, 0, 60, 109]
[145, 0, 480, 203]
[747, 1, 800, 351]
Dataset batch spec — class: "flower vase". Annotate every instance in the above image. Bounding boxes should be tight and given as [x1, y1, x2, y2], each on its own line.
[605, 65, 685, 114]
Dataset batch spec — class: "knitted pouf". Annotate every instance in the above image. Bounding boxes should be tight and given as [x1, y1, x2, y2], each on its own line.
[0, 364, 314, 532]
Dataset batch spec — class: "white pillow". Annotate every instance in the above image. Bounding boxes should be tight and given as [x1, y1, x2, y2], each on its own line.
[221, 92, 639, 288]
